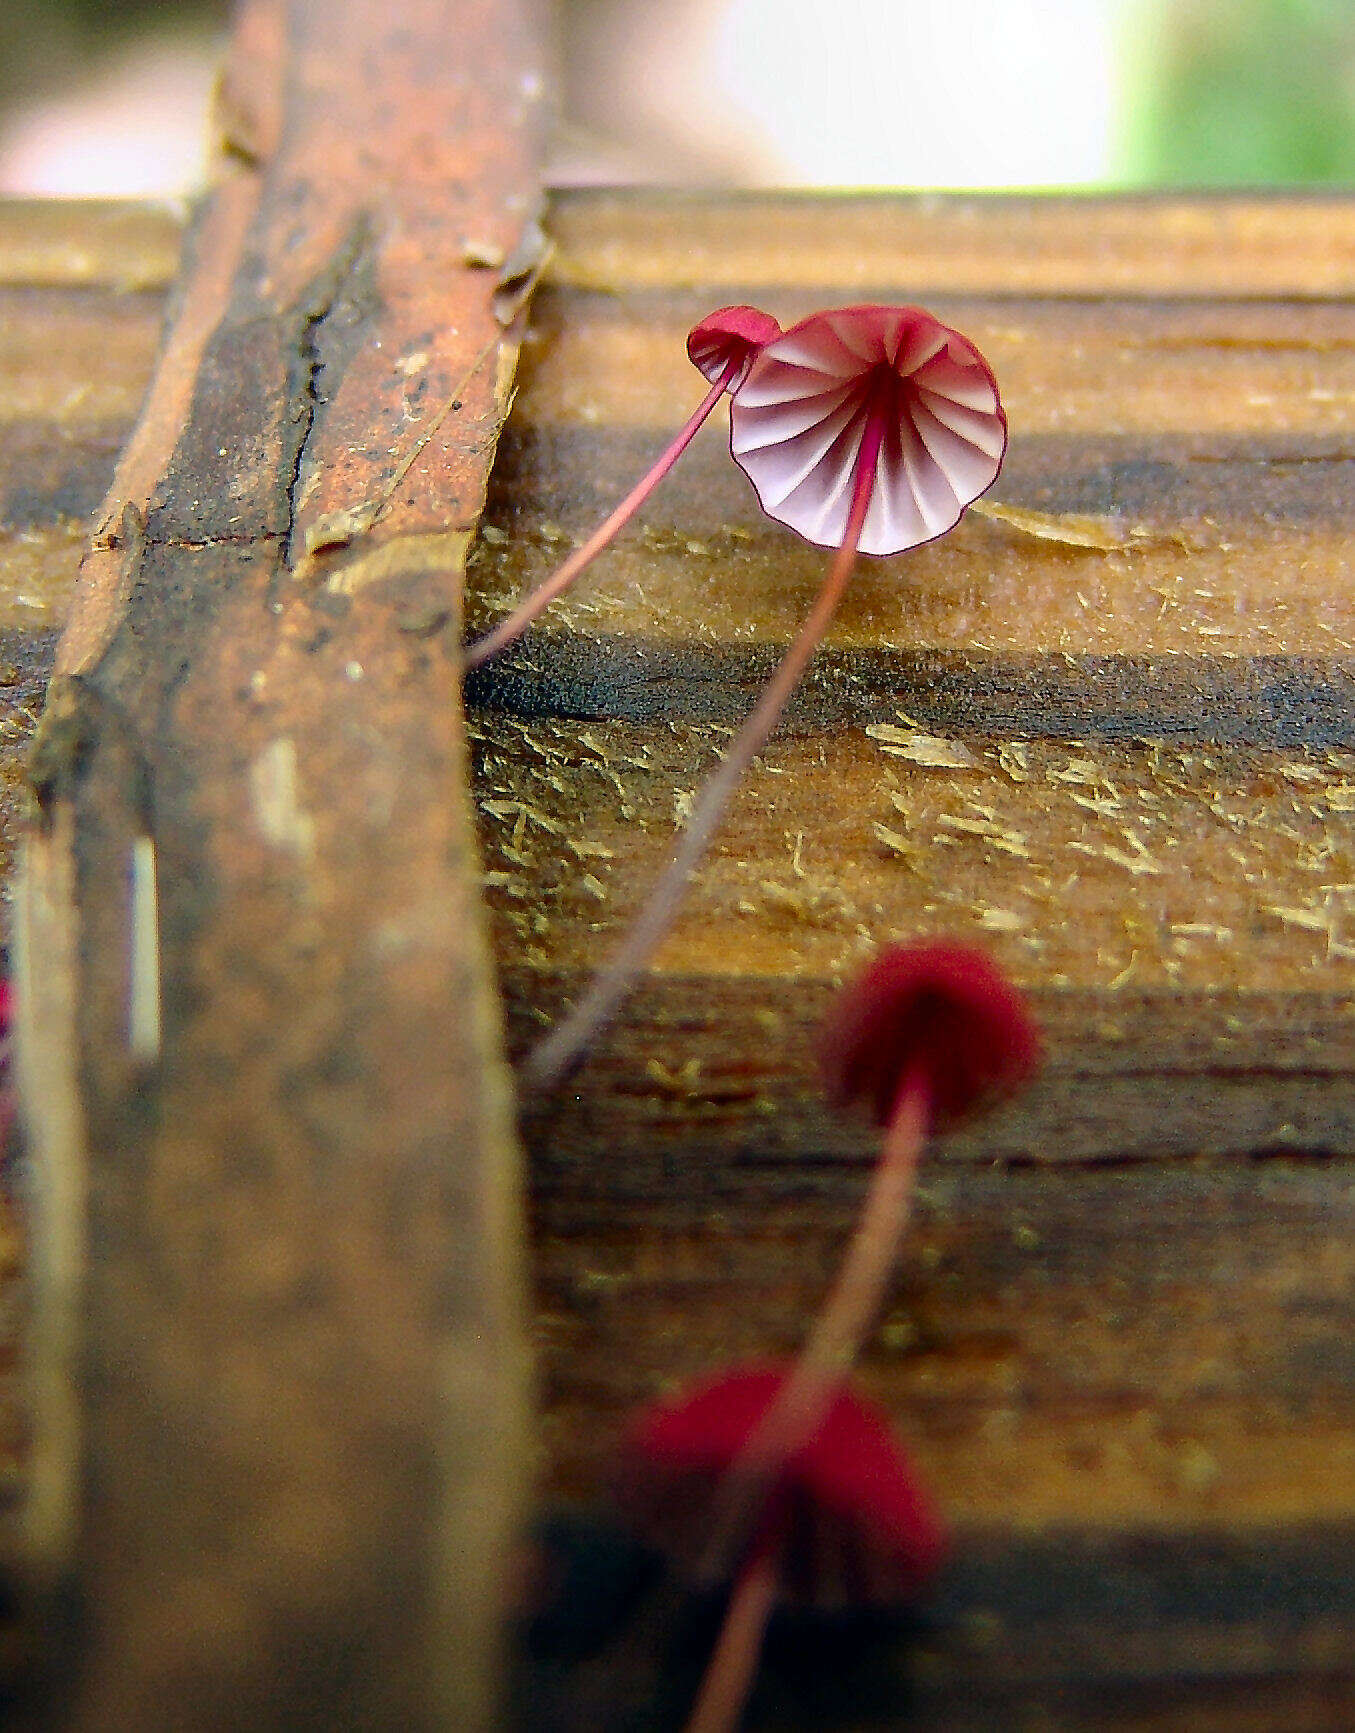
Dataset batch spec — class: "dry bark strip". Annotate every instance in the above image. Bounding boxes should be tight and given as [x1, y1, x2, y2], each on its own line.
[10, 0, 544, 1725]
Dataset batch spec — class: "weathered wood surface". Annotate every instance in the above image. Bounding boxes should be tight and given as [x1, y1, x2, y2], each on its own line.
[468, 193, 1355, 1726]
[10, 189, 1355, 1727]
[3, 0, 544, 1724]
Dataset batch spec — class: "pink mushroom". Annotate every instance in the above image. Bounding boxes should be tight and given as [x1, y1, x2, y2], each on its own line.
[525, 306, 1007, 1091]
[463, 305, 780, 670]
[617, 1362, 946, 1733]
[730, 303, 1006, 556]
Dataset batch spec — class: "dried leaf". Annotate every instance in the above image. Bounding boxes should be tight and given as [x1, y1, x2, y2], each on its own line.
[971, 499, 1146, 551]
[301, 501, 379, 560]
[493, 217, 553, 326]
[462, 236, 506, 269]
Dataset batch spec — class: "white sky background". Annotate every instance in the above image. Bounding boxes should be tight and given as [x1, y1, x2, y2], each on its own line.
[0, 0, 1129, 196]
[716, 0, 1124, 186]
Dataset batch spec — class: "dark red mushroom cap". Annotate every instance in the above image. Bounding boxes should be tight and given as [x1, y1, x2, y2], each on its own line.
[615, 1362, 945, 1609]
[820, 942, 1040, 1131]
[688, 305, 783, 392]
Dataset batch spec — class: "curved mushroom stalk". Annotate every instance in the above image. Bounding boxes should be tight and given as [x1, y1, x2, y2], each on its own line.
[718, 945, 1040, 1549]
[524, 307, 1008, 1093]
[463, 305, 780, 670]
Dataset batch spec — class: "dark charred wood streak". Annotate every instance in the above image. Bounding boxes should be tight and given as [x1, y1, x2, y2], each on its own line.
[0, 629, 59, 709]
[512, 1516, 1355, 1731]
[0, 421, 138, 532]
[138, 219, 376, 550]
[483, 421, 1355, 534]
[501, 972, 1355, 1178]
[469, 638, 1355, 746]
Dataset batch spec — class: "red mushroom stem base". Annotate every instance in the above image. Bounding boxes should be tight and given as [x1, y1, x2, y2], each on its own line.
[700, 1063, 931, 1580]
[524, 399, 891, 1093]
[685, 1509, 787, 1733]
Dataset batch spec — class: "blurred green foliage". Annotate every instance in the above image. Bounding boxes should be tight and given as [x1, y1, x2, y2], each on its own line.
[1, 0, 227, 102]
[1129, 0, 1355, 183]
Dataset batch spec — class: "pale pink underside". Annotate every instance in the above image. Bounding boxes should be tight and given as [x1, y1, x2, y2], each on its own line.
[729, 306, 1007, 557]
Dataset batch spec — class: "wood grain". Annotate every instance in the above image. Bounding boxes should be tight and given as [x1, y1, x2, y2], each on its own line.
[466, 194, 1355, 1726]
[546, 188, 1355, 299]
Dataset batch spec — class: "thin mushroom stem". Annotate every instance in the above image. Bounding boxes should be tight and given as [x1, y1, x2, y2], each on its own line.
[464, 358, 740, 671]
[697, 1066, 930, 1581]
[751, 1069, 929, 1455]
[524, 406, 889, 1094]
[685, 1518, 786, 1733]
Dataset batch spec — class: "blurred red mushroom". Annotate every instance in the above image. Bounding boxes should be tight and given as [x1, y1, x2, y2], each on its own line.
[740, 943, 1040, 1502]
[464, 304, 780, 669]
[525, 308, 1006, 1093]
[617, 1362, 945, 1733]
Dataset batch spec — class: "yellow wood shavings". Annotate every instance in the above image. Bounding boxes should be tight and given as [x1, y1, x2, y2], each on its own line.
[1264, 905, 1331, 934]
[864, 725, 978, 768]
[645, 1057, 702, 1096]
[872, 822, 925, 864]
[481, 798, 563, 834]
[935, 813, 1032, 859]
[1069, 834, 1162, 876]
[1067, 792, 1123, 818]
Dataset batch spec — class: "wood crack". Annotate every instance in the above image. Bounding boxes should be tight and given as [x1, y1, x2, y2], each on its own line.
[279, 217, 376, 566]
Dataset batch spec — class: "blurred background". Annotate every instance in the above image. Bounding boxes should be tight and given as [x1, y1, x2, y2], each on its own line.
[3, 0, 1355, 196]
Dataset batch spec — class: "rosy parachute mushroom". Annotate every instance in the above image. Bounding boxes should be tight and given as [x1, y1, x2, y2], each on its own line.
[463, 305, 781, 670]
[730, 304, 1006, 556]
[617, 1362, 946, 1733]
[525, 306, 1007, 1092]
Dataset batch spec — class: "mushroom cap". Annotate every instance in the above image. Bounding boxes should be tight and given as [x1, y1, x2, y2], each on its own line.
[820, 942, 1040, 1130]
[615, 1363, 946, 1609]
[687, 304, 783, 391]
[728, 304, 1007, 557]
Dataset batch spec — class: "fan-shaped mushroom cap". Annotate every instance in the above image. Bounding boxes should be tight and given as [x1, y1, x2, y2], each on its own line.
[616, 1363, 945, 1609]
[688, 305, 783, 391]
[729, 304, 1006, 557]
[820, 943, 1039, 1130]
